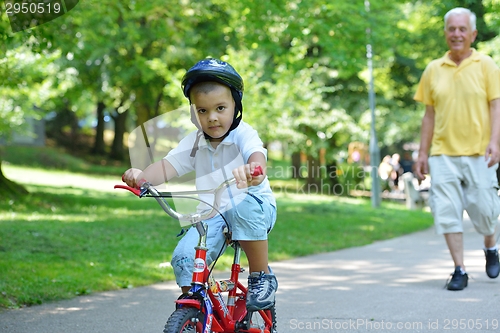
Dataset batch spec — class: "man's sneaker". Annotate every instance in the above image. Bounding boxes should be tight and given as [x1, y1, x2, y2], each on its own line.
[246, 271, 278, 311]
[446, 266, 468, 291]
[485, 248, 500, 278]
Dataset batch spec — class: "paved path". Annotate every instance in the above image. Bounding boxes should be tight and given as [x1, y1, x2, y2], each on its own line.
[1, 219, 499, 333]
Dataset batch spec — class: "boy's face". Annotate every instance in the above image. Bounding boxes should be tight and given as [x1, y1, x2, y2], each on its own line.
[190, 84, 235, 142]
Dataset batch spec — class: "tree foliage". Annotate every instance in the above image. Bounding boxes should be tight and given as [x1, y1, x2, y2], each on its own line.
[2, 0, 500, 186]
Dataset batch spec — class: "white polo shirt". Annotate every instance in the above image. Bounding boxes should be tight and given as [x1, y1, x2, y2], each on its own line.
[165, 121, 276, 212]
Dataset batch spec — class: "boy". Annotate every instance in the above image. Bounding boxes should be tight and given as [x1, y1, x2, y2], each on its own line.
[122, 58, 277, 310]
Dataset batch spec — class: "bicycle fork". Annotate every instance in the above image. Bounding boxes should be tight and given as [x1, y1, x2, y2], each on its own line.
[174, 222, 273, 333]
[174, 222, 218, 332]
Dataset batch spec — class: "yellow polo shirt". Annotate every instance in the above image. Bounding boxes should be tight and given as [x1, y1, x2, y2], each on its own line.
[414, 49, 500, 156]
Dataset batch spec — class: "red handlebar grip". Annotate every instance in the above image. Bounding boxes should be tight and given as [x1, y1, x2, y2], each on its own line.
[252, 166, 263, 177]
[114, 185, 141, 196]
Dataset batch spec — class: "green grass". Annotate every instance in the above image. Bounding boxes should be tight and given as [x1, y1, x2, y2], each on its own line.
[270, 193, 432, 259]
[2, 145, 126, 176]
[0, 174, 179, 308]
[0, 147, 434, 309]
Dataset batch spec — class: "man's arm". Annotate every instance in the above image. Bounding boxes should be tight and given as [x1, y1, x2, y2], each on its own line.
[414, 105, 435, 180]
[486, 98, 500, 167]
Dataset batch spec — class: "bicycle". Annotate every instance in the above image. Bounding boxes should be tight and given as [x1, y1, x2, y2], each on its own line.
[115, 166, 277, 333]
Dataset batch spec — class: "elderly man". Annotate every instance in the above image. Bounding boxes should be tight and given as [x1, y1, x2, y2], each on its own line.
[414, 7, 500, 290]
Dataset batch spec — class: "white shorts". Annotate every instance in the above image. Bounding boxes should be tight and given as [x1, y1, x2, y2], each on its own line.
[428, 155, 500, 235]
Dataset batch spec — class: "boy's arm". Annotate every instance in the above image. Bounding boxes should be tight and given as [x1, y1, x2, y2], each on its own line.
[232, 152, 267, 189]
[123, 159, 178, 188]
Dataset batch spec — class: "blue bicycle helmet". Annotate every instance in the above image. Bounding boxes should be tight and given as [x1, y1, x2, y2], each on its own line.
[182, 59, 244, 135]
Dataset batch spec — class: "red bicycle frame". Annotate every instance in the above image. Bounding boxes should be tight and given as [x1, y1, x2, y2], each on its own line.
[116, 166, 276, 332]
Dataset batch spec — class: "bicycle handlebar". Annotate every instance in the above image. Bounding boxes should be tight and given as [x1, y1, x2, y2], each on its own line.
[114, 166, 263, 225]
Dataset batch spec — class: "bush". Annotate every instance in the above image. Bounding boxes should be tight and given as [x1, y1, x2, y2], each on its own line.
[327, 162, 366, 196]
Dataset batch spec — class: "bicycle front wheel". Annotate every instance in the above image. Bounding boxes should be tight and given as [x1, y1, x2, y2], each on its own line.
[164, 308, 205, 333]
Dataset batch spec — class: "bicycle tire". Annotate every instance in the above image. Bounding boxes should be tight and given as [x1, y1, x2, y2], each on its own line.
[163, 307, 204, 333]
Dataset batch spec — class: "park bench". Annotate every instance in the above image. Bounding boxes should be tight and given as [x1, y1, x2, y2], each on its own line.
[402, 172, 429, 210]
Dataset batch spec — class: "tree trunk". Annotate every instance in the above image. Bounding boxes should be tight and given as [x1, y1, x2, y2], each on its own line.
[291, 151, 302, 179]
[45, 106, 79, 148]
[91, 101, 107, 155]
[135, 87, 152, 127]
[0, 159, 29, 200]
[306, 154, 321, 186]
[109, 108, 129, 161]
[147, 91, 165, 153]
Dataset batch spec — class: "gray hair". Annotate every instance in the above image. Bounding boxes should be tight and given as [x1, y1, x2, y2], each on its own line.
[444, 7, 477, 31]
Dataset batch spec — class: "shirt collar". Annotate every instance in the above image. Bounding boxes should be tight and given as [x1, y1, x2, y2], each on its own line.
[440, 48, 480, 66]
[198, 126, 238, 151]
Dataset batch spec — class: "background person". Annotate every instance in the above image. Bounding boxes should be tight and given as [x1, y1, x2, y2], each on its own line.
[414, 7, 500, 291]
[390, 153, 403, 191]
[379, 155, 394, 192]
[400, 151, 414, 175]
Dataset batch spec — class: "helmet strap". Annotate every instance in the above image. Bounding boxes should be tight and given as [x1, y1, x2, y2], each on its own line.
[228, 89, 243, 132]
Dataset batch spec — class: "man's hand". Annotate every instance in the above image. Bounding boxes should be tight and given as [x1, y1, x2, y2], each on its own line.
[414, 153, 429, 181]
[485, 141, 500, 168]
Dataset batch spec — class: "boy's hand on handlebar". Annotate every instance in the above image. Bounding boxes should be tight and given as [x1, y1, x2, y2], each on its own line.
[122, 168, 143, 189]
[232, 163, 264, 189]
